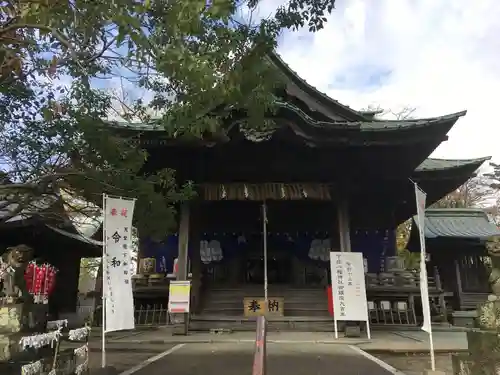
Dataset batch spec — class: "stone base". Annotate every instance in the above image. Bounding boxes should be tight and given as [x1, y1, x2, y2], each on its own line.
[452, 311, 477, 328]
[0, 332, 22, 362]
[457, 331, 500, 375]
[0, 303, 48, 335]
[0, 303, 49, 363]
[344, 325, 361, 338]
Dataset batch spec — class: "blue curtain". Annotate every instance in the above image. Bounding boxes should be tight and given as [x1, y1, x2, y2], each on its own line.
[141, 236, 179, 273]
[141, 233, 244, 272]
[141, 230, 396, 274]
[351, 229, 395, 273]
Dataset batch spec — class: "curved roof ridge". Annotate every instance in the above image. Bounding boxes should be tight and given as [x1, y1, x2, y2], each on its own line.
[375, 111, 467, 123]
[267, 50, 369, 121]
[425, 208, 487, 214]
[424, 156, 491, 163]
[267, 51, 470, 126]
[107, 100, 463, 133]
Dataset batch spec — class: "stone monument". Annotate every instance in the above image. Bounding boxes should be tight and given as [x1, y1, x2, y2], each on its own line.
[453, 235, 500, 375]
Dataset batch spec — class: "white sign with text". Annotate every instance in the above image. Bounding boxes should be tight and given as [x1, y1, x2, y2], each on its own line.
[330, 251, 370, 339]
[103, 196, 136, 333]
[330, 251, 369, 322]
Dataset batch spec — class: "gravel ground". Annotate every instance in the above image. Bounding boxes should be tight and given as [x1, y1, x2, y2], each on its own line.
[373, 353, 455, 375]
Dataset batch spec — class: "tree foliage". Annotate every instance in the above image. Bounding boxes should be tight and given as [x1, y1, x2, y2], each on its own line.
[0, 0, 338, 237]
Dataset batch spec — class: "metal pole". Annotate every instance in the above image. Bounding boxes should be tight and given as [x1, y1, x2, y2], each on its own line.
[262, 202, 268, 303]
[101, 194, 106, 368]
[252, 316, 267, 375]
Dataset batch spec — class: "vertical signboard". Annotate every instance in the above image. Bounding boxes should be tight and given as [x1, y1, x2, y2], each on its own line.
[103, 196, 136, 333]
[329, 251, 370, 339]
[415, 184, 432, 333]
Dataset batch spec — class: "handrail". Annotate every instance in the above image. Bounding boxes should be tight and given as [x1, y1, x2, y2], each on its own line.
[252, 316, 267, 375]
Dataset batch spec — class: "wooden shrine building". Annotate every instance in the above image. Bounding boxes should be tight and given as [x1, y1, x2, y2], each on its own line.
[0, 193, 101, 317]
[409, 208, 500, 314]
[112, 51, 491, 329]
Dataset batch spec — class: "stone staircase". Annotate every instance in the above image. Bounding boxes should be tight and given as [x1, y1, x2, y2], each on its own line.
[190, 285, 334, 331]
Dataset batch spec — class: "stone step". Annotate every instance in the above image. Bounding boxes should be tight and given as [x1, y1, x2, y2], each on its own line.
[206, 297, 328, 305]
[207, 291, 327, 297]
[202, 307, 328, 315]
[207, 290, 327, 296]
[189, 317, 338, 332]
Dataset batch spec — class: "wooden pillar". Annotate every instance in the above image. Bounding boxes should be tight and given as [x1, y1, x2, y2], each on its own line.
[174, 202, 191, 335]
[189, 202, 202, 313]
[176, 202, 190, 281]
[337, 199, 351, 252]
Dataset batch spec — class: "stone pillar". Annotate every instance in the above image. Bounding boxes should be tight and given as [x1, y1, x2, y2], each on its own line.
[337, 199, 351, 253]
[176, 202, 190, 281]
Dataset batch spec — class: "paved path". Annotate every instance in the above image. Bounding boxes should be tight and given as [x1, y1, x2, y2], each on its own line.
[87, 343, 170, 374]
[95, 328, 468, 352]
[124, 342, 398, 375]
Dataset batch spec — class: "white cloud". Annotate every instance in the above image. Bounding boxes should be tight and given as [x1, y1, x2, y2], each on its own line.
[265, 0, 500, 161]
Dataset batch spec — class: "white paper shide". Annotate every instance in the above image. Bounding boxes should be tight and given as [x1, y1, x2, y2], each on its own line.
[103, 196, 135, 332]
[329, 251, 369, 322]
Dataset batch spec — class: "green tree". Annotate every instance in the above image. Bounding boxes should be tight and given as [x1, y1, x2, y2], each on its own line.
[0, 0, 339, 237]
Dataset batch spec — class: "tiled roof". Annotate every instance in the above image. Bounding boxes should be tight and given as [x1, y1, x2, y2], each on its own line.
[415, 157, 491, 172]
[106, 103, 466, 133]
[413, 208, 500, 239]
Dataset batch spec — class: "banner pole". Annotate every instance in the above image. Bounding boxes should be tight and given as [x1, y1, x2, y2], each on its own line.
[414, 183, 436, 371]
[429, 329, 436, 371]
[334, 315, 338, 339]
[101, 193, 106, 368]
[365, 315, 371, 340]
[262, 201, 268, 303]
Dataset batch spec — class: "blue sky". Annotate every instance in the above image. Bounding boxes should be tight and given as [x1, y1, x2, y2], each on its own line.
[91, 0, 500, 162]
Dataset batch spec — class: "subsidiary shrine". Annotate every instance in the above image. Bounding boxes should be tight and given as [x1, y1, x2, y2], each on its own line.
[111, 51, 495, 330]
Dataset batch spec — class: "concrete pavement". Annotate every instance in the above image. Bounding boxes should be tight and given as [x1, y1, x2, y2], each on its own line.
[86, 329, 468, 374]
[125, 342, 400, 375]
[95, 328, 468, 353]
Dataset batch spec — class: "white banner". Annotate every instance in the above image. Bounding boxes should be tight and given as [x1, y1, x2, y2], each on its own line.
[330, 252, 369, 322]
[103, 196, 136, 333]
[415, 184, 432, 333]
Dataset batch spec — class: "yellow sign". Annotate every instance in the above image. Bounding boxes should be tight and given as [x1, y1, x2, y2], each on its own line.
[168, 281, 191, 313]
[170, 283, 190, 296]
[243, 297, 284, 317]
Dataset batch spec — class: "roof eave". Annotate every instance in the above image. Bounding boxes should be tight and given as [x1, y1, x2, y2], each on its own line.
[415, 156, 491, 173]
[266, 51, 369, 121]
